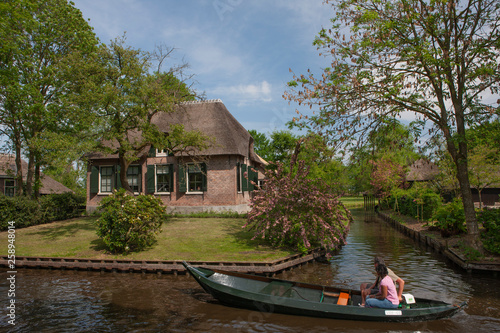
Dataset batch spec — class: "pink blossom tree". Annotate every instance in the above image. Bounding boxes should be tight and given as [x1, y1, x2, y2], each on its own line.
[244, 142, 352, 255]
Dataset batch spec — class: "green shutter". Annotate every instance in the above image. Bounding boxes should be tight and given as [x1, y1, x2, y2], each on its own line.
[90, 166, 99, 194]
[201, 163, 207, 192]
[178, 164, 187, 192]
[169, 164, 174, 190]
[241, 164, 249, 191]
[146, 165, 155, 193]
[249, 166, 258, 191]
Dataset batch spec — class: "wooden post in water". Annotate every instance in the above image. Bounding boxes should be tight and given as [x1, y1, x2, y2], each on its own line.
[363, 193, 376, 222]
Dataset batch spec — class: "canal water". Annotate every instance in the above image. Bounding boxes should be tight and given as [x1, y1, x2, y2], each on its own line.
[1, 209, 499, 332]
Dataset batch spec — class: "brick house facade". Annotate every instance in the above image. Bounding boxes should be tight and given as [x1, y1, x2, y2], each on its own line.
[86, 100, 265, 213]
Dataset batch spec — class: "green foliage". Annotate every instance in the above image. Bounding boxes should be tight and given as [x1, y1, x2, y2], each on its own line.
[430, 199, 466, 238]
[1, 0, 99, 197]
[456, 240, 484, 261]
[477, 208, 500, 255]
[387, 187, 442, 221]
[0, 193, 85, 230]
[39, 192, 85, 222]
[0, 196, 44, 230]
[95, 189, 168, 253]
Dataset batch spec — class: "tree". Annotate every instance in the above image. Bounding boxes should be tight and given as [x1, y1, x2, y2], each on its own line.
[286, 0, 500, 249]
[75, 37, 211, 193]
[468, 144, 500, 209]
[370, 158, 405, 200]
[346, 118, 420, 194]
[244, 142, 351, 255]
[0, 0, 99, 197]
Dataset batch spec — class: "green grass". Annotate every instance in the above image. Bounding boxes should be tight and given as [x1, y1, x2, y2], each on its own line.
[340, 196, 364, 208]
[0, 217, 294, 262]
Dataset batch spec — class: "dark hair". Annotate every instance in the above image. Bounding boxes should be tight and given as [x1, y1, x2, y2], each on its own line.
[376, 263, 388, 277]
[374, 256, 385, 266]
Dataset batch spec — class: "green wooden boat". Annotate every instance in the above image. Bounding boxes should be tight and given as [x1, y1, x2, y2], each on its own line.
[182, 262, 467, 322]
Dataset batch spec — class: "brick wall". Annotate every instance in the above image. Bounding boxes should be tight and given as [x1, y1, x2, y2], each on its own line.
[86, 155, 254, 213]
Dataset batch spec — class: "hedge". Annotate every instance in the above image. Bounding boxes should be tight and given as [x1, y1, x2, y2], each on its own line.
[0, 192, 85, 231]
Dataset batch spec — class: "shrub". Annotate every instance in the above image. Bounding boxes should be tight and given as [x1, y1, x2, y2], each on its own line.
[244, 153, 352, 256]
[95, 189, 168, 253]
[40, 192, 85, 221]
[0, 193, 85, 231]
[0, 195, 45, 230]
[430, 198, 466, 237]
[387, 187, 442, 220]
[477, 208, 500, 255]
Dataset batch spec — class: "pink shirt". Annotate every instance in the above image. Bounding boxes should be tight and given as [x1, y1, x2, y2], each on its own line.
[380, 275, 399, 305]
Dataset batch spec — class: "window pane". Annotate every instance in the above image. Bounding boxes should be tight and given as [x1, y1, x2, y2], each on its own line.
[156, 165, 170, 192]
[188, 173, 203, 192]
[100, 167, 113, 192]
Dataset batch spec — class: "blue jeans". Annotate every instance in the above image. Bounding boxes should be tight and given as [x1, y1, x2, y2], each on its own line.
[365, 296, 398, 309]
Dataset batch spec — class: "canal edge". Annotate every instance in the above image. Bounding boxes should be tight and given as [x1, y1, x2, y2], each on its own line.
[0, 248, 327, 276]
[377, 211, 500, 274]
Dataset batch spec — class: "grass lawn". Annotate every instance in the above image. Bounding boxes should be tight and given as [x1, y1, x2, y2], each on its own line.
[0, 217, 294, 262]
[340, 196, 364, 208]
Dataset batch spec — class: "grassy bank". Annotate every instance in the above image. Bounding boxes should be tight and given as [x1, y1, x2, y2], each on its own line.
[1, 197, 362, 262]
[0, 217, 294, 262]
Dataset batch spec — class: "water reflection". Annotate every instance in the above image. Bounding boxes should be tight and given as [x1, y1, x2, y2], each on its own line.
[1, 209, 499, 332]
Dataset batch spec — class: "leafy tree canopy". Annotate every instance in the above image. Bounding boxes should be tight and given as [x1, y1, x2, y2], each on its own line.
[285, 0, 500, 247]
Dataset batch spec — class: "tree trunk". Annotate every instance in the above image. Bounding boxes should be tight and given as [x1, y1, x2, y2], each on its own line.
[454, 146, 481, 250]
[478, 189, 483, 210]
[14, 136, 23, 197]
[26, 152, 35, 198]
[118, 153, 134, 194]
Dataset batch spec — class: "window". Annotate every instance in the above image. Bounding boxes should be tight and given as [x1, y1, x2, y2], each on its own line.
[156, 148, 168, 156]
[5, 179, 15, 197]
[156, 165, 171, 192]
[127, 166, 141, 193]
[188, 164, 203, 192]
[178, 163, 207, 193]
[100, 166, 113, 193]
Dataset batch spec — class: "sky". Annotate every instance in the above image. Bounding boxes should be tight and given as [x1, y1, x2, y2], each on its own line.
[72, 0, 335, 135]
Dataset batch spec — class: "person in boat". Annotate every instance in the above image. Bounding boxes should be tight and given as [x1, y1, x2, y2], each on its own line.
[359, 256, 405, 307]
[364, 263, 400, 309]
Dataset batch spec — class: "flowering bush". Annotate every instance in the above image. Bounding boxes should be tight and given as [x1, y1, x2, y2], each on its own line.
[244, 153, 351, 255]
[95, 189, 168, 253]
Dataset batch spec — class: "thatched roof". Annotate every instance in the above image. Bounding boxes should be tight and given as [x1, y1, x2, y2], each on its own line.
[0, 154, 73, 194]
[406, 159, 439, 182]
[89, 100, 262, 164]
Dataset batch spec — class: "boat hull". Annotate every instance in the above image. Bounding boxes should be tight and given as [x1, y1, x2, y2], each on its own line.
[183, 262, 466, 323]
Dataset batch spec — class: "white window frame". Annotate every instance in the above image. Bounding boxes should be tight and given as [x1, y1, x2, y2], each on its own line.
[127, 165, 141, 194]
[156, 148, 169, 157]
[155, 164, 172, 194]
[99, 166, 114, 194]
[186, 163, 204, 194]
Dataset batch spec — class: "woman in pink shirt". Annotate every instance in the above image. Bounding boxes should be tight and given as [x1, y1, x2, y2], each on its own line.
[365, 264, 399, 309]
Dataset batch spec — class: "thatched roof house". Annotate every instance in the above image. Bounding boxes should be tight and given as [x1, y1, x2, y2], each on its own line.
[0, 154, 73, 195]
[86, 99, 265, 213]
[406, 159, 439, 183]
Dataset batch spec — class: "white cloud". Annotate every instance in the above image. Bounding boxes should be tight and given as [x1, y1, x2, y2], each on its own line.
[209, 81, 273, 105]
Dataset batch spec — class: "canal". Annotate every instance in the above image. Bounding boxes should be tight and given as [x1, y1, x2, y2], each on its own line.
[1, 209, 499, 332]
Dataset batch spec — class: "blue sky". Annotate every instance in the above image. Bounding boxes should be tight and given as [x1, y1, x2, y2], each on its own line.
[73, 0, 334, 134]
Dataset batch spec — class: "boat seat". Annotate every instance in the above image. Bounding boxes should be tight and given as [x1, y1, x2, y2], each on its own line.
[321, 291, 350, 305]
[337, 292, 350, 305]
